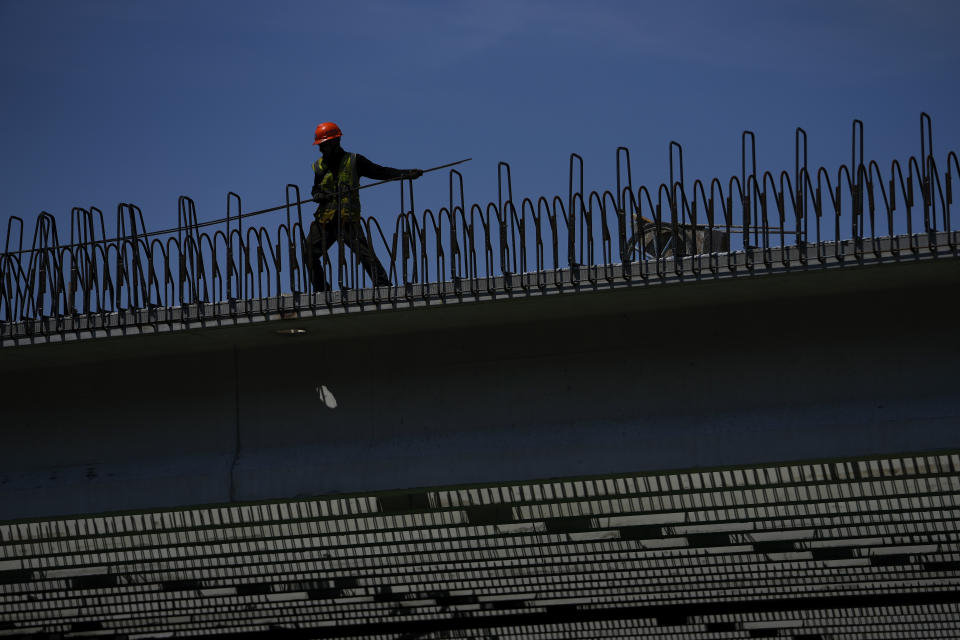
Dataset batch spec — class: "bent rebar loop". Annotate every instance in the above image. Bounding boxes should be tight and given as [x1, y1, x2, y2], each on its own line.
[66, 242, 99, 321]
[429, 206, 453, 296]
[864, 159, 895, 256]
[521, 197, 544, 290]
[477, 202, 499, 292]
[273, 221, 299, 299]
[616, 146, 633, 216]
[68, 207, 102, 313]
[498, 163, 530, 288]
[630, 185, 659, 277]
[283, 184, 306, 294]
[756, 171, 780, 268]
[23, 212, 63, 320]
[833, 161, 861, 263]
[851, 120, 866, 232]
[488, 197, 515, 290]
[795, 127, 810, 249]
[419, 208, 444, 294]
[114, 237, 141, 314]
[947, 151, 959, 248]
[115, 205, 160, 316]
[161, 235, 186, 311]
[284, 184, 305, 242]
[66, 208, 85, 313]
[176, 197, 201, 305]
[385, 214, 404, 293]
[460, 202, 484, 293]
[447, 168, 469, 284]
[721, 175, 748, 269]
[145, 237, 170, 312]
[265, 224, 283, 304]
[66, 237, 99, 320]
[178, 231, 205, 307]
[547, 195, 565, 282]
[192, 231, 216, 309]
[113, 204, 144, 311]
[1, 217, 26, 323]
[224, 226, 250, 306]
[394, 208, 424, 290]
[4, 215, 24, 255]
[794, 161, 824, 265]
[243, 225, 275, 304]
[210, 229, 231, 305]
[908, 152, 929, 232]
[615, 147, 634, 266]
[497, 161, 518, 279]
[703, 177, 735, 273]
[591, 189, 619, 283]
[890, 158, 921, 255]
[807, 166, 840, 263]
[84, 206, 107, 307]
[669, 141, 689, 224]
[651, 183, 675, 278]
[569, 186, 593, 280]
[568, 153, 585, 273]
[618, 183, 638, 270]
[690, 179, 711, 274]
[0, 244, 18, 322]
[177, 196, 200, 245]
[922, 154, 949, 231]
[508, 196, 534, 291]
[25, 243, 59, 327]
[99, 240, 122, 317]
[694, 178, 730, 275]
[360, 217, 397, 304]
[740, 132, 759, 248]
[409, 208, 430, 289]
[744, 168, 771, 267]
[508, 199, 530, 289]
[238, 232, 260, 313]
[0, 256, 16, 331]
[393, 177, 425, 294]
[774, 171, 801, 267]
[920, 112, 935, 217]
[225, 191, 245, 300]
[669, 180, 693, 276]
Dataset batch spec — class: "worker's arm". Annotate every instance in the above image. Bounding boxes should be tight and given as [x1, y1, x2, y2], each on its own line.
[357, 155, 422, 181]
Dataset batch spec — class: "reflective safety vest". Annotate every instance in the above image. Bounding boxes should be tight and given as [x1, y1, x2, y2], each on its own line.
[312, 152, 361, 223]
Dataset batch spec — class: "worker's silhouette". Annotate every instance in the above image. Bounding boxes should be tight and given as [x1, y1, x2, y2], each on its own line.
[305, 122, 422, 291]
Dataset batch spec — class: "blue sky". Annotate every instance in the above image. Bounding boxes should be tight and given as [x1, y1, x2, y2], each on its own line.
[1, 0, 958, 249]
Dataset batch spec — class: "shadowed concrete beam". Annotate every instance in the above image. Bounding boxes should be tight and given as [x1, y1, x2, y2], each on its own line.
[0, 257, 957, 521]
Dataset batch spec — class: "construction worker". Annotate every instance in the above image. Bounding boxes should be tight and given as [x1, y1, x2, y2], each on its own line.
[305, 122, 423, 291]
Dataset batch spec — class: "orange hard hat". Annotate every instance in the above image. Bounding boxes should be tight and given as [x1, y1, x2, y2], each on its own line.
[313, 122, 342, 145]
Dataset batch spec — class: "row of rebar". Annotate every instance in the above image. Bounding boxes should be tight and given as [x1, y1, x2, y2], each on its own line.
[1, 115, 956, 339]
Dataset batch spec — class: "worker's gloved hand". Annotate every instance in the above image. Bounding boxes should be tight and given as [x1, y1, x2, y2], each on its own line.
[312, 191, 331, 206]
[403, 169, 424, 180]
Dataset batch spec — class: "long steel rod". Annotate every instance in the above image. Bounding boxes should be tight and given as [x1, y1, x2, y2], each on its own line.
[0, 159, 473, 257]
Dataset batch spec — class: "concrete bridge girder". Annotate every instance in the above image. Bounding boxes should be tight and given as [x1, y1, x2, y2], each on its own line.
[0, 257, 957, 522]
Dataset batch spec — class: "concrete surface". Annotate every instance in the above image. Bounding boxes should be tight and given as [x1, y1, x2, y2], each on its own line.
[1, 257, 957, 521]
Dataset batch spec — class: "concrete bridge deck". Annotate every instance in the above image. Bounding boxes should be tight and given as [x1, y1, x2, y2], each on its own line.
[1, 233, 957, 519]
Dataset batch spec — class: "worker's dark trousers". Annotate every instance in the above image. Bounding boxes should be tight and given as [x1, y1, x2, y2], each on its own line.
[304, 213, 391, 292]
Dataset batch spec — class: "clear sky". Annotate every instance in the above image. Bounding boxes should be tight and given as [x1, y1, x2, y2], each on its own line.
[1, 0, 958, 249]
